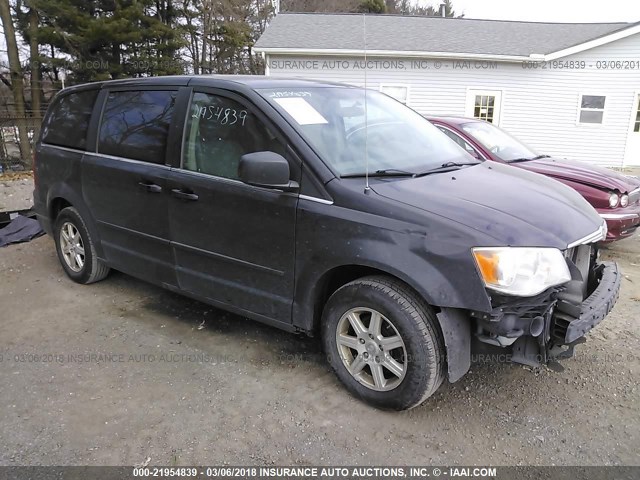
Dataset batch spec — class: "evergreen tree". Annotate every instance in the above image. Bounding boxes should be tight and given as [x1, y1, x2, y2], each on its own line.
[357, 0, 386, 13]
[33, 0, 185, 83]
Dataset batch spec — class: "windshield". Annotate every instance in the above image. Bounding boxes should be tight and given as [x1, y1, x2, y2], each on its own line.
[460, 121, 538, 162]
[258, 87, 473, 176]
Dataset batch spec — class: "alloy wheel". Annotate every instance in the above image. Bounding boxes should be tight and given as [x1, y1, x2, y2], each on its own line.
[335, 307, 408, 391]
[59, 221, 85, 273]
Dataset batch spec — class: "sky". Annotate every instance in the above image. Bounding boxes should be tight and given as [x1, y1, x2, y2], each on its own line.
[419, 0, 640, 22]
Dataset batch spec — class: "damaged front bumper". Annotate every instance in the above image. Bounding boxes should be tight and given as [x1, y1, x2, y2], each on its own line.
[554, 261, 620, 344]
[439, 246, 621, 382]
[489, 252, 620, 368]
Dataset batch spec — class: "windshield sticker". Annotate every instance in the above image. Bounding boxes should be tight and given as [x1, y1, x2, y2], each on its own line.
[192, 106, 248, 126]
[273, 97, 328, 125]
[269, 91, 312, 98]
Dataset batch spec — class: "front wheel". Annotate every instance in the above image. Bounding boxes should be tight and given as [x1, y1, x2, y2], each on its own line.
[321, 276, 445, 410]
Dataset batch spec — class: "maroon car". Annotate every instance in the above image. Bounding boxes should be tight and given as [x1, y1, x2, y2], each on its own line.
[427, 116, 640, 242]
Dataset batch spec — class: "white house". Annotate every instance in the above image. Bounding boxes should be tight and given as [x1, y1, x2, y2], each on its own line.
[254, 13, 640, 168]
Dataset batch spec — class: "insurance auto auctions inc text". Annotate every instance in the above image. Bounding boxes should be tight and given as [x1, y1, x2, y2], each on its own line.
[256, 466, 497, 477]
[268, 59, 499, 71]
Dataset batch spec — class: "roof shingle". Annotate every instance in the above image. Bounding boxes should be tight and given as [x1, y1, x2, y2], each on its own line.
[254, 13, 634, 57]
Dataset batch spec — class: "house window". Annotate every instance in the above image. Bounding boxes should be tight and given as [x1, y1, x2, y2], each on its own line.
[465, 90, 502, 124]
[473, 95, 496, 122]
[579, 95, 606, 124]
[634, 100, 640, 133]
[380, 85, 409, 104]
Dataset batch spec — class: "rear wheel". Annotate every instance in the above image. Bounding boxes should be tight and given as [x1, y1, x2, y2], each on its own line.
[54, 207, 110, 284]
[321, 275, 445, 410]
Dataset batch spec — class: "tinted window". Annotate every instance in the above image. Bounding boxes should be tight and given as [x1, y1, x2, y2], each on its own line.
[182, 92, 284, 179]
[98, 90, 176, 163]
[41, 90, 98, 149]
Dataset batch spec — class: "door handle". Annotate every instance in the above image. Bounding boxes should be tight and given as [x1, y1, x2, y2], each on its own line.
[138, 181, 162, 193]
[171, 188, 199, 201]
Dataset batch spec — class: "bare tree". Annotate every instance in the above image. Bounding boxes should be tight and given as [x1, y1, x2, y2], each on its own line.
[27, 2, 41, 120]
[0, 0, 32, 165]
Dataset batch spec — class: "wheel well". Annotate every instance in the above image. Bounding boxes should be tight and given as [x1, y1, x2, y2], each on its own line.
[312, 265, 430, 335]
[50, 197, 72, 221]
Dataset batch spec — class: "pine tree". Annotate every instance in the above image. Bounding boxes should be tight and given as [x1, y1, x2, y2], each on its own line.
[357, 0, 386, 13]
[32, 0, 185, 84]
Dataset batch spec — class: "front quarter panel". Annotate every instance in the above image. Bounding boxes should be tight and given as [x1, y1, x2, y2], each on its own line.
[291, 188, 494, 333]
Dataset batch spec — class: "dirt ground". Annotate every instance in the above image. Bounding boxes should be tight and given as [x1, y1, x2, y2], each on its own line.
[0, 174, 34, 213]
[0, 227, 638, 467]
[1, 171, 640, 467]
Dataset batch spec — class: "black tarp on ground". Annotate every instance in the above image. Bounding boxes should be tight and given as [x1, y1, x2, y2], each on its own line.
[0, 215, 44, 247]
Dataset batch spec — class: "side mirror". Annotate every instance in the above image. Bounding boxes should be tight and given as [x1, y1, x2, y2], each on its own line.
[239, 151, 299, 192]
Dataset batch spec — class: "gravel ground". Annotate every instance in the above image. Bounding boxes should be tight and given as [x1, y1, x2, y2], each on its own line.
[0, 231, 638, 467]
[1, 168, 639, 466]
[0, 175, 34, 213]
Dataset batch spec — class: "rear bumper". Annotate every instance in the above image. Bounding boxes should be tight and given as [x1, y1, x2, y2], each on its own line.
[35, 213, 53, 235]
[561, 261, 621, 343]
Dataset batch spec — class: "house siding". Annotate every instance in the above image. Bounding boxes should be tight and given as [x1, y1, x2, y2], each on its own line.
[264, 33, 640, 167]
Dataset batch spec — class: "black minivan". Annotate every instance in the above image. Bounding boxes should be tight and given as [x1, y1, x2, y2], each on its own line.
[34, 76, 620, 410]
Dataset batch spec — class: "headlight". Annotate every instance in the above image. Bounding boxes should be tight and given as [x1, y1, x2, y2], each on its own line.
[609, 192, 619, 208]
[620, 194, 629, 207]
[472, 247, 571, 297]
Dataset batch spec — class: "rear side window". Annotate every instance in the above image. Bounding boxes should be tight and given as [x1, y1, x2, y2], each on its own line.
[98, 90, 176, 164]
[41, 89, 98, 150]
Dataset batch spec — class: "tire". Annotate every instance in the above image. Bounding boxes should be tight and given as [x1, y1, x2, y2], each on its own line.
[321, 275, 445, 410]
[53, 206, 110, 284]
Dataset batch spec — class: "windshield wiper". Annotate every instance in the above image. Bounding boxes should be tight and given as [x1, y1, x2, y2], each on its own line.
[441, 161, 480, 167]
[507, 154, 550, 163]
[373, 169, 416, 176]
[342, 163, 479, 179]
[342, 169, 416, 178]
[413, 161, 479, 177]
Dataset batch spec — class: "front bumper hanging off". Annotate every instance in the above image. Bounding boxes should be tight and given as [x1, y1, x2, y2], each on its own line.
[508, 259, 621, 368]
[437, 241, 621, 383]
[558, 261, 621, 344]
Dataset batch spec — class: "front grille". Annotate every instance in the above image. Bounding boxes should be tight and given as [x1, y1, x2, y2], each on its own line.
[552, 311, 572, 341]
[629, 187, 640, 205]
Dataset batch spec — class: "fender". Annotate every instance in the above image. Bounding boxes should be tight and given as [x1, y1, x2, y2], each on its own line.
[291, 207, 492, 331]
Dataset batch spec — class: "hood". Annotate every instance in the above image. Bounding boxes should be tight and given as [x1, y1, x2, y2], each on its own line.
[371, 162, 604, 249]
[513, 157, 640, 193]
